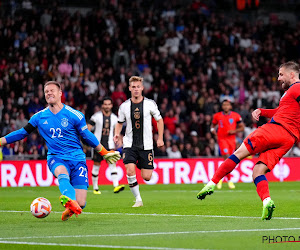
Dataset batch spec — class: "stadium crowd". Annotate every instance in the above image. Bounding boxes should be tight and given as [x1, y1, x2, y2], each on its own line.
[0, 0, 300, 159]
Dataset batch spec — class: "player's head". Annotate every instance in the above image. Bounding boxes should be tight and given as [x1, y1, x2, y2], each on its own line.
[102, 96, 113, 113]
[278, 61, 300, 90]
[44, 81, 62, 105]
[221, 99, 232, 113]
[129, 76, 144, 98]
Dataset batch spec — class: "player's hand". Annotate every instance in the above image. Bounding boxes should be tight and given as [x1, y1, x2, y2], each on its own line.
[210, 127, 217, 135]
[114, 134, 120, 147]
[228, 130, 236, 135]
[252, 109, 261, 121]
[103, 151, 121, 164]
[157, 138, 164, 148]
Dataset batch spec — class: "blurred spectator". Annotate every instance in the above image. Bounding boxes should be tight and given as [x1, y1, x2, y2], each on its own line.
[166, 144, 182, 159]
[163, 109, 178, 135]
[15, 111, 28, 130]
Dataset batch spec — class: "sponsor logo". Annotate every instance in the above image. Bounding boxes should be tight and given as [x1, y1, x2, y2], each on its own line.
[81, 125, 87, 131]
[273, 159, 290, 182]
[43, 120, 48, 125]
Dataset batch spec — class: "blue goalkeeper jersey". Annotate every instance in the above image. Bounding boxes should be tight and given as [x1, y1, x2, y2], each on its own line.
[29, 104, 88, 161]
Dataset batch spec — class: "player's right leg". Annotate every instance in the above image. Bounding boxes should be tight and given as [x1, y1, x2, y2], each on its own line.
[123, 148, 143, 207]
[126, 164, 143, 207]
[92, 162, 101, 194]
[197, 143, 250, 200]
[48, 158, 76, 202]
[92, 153, 102, 194]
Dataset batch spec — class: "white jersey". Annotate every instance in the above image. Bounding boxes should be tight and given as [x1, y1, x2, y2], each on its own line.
[90, 111, 118, 149]
[117, 97, 162, 150]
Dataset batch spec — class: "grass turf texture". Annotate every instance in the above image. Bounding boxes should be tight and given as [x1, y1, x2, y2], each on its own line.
[0, 182, 300, 250]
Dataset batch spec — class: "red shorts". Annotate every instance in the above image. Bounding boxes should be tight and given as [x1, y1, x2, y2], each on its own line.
[218, 138, 236, 156]
[244, 123, 295, 170]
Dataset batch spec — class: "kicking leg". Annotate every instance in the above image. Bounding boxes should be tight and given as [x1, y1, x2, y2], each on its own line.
[197, 143, 250, 199]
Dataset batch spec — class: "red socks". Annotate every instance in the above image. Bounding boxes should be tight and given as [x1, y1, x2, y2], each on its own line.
[212, 155, 240, 184]
[254, 175, 270, 201]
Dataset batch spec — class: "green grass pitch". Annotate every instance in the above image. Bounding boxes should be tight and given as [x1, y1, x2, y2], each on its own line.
[0, 182, 300, 250]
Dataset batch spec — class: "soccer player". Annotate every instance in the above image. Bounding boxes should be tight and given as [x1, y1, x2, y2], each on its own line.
[211, 100, 245, 189]
[88, 96, 125, 194]
[197, 61, 300, 220]
[0, 81, 120, 221]
[114, 76, 164, 207]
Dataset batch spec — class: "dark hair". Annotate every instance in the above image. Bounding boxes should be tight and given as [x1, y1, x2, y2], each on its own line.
[221, 99, 232, 104]
[102, 96, 113, 103]
[279, 61, 300, 74]
[44, 81, 61, 90]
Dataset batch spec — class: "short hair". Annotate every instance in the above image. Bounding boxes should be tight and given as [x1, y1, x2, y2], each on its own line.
[279, 61, 300, 74]
[102, 96, 113, 103]
[221, 99, 232, 104]
[44, 81, 61, 90]
[129, 76, 143, 85]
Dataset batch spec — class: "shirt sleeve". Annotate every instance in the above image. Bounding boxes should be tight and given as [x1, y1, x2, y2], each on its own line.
[28, 112, 39, 128]
[236, 113, 242, 124]
[150, 101, 162, 121]
[212, 114, 218, 125]
[117, 104, 126, 123]
[259, 107, 279, 118]
[76, 113, 100, 148]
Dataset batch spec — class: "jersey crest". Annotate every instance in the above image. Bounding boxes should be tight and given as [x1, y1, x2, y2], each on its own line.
[229, 118, 234, 124]
[61, 118, 68, 127]
[134, 108, 140, 119]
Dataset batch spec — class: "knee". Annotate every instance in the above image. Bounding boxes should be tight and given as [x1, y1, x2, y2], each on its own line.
[77, 199, 86, 208]
[141, 173, 152, 181]
[126, 168, 136, 176]
[252, 164, 268, 180]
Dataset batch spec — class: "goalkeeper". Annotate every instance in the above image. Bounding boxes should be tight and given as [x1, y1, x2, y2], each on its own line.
[0, 81, 121, 221]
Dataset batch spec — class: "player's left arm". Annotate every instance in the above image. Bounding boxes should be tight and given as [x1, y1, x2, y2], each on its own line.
[151, 101, 164, 147]
[156, 118, 164, 147]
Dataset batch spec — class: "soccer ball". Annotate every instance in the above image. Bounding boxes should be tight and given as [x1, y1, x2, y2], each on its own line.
[30, 197, 52, 218]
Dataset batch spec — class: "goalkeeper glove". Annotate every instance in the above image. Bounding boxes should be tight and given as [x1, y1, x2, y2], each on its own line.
[103, 151, 121, 164]
[98, 146, 121, 164]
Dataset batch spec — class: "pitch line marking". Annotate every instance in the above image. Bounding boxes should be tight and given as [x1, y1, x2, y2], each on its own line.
[0, 241, 207, 250]
[0, 210, 300, 220]
[1, 228, 300, 241]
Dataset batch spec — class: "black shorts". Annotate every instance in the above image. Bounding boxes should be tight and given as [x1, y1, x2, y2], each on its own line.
[123, 147, 154, 170]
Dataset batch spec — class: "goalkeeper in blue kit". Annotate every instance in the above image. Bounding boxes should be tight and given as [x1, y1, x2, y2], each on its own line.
[0, 81, 121, 221]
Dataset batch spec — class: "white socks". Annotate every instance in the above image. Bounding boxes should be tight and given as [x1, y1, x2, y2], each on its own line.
[109, 164, 119, 187]
[263, 197, 271, 206]
[92, 165, 100, 190]
[127, 175, 142, 202]
[207, 180, 217, 186]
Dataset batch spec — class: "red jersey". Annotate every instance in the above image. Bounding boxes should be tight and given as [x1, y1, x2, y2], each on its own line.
[266, 83, 300, 141]
[212, 111, 242, 139]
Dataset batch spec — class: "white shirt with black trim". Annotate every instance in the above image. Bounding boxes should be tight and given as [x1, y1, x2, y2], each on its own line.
[90, 111, 118, 149]
[117, 97, 162, 150]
